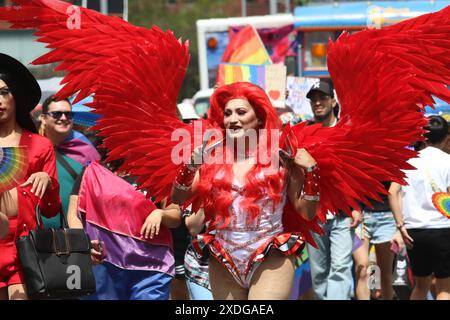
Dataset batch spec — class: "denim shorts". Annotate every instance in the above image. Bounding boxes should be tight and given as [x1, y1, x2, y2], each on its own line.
[357, 211, 396, 244]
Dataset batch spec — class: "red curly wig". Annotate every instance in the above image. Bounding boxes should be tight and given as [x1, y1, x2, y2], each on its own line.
[208, 82, 282, 132]
[195, 82, 285, 229]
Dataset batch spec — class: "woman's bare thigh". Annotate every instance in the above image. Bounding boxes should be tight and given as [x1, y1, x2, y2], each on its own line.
[8, 284, 27, 300]
[248, 250, 295, 300]
[209, 257, 248, 300]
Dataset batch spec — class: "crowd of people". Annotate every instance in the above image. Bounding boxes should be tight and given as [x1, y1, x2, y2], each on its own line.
[0, 52, 449, 301]
[0, 0, 448, 303]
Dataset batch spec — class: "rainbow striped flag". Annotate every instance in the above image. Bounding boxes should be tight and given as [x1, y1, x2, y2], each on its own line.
[0, 147, 28, 193]
[217, 63, 286, 108]
[218, 63, 266, 87]
[221, 25, 272, 65]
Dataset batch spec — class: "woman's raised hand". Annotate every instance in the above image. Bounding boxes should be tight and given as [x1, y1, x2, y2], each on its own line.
[293, 148, 317, 170]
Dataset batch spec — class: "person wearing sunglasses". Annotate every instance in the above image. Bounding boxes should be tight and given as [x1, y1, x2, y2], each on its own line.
[304, 79, 362, 300]
[39, 95, 100, 229]
[40, 95, 100, 167]
[40, 96, 74, 145]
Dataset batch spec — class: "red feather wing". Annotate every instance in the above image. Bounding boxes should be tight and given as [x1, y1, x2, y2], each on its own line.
[288, 7, 449, 218]
[0, 0, 209, 202]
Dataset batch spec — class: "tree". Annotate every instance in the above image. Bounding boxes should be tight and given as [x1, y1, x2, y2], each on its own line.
[129, 0, 227, 101]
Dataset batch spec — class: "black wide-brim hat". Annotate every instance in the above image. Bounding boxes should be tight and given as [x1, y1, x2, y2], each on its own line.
[0, 53, 41, 113]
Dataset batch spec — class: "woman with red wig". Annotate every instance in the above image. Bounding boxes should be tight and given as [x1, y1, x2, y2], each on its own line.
[4, 0, 446, 301]
[171, 82, 319, 299]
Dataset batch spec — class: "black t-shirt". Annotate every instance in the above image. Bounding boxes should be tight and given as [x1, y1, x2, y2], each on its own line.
[361, 182, 392, 212]
[305, 119, 391, 213]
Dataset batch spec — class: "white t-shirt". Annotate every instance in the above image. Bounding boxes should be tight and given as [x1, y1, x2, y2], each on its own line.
[401, 146, 450, 229]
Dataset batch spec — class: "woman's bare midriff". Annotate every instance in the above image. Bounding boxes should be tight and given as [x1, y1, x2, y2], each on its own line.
[0, 188, 19, 217]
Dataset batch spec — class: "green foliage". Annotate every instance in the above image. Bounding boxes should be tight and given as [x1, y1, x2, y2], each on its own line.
[295, 0, 310, 6]
[129, 0, 227, 101]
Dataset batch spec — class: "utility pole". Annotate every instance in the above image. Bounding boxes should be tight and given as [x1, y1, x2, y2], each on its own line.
[270, 0, 278, 15]
[123, 0, 128, 21]
[100, 0, 108, 15]
[241, 0, 247, 17]
[285, 0, 291, 13]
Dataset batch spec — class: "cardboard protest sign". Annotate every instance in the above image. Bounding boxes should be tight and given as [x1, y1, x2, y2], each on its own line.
[285, 76, 320, 119]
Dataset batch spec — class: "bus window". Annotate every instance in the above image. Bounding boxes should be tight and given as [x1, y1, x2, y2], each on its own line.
[304, 31, 334, 70]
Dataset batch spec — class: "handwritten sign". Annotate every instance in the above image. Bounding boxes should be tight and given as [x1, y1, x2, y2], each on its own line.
[285, 76, 319, 119]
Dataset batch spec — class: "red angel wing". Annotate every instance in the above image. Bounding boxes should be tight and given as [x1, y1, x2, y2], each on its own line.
[286, 6, 450, 222]
[0, 0, 211, 202]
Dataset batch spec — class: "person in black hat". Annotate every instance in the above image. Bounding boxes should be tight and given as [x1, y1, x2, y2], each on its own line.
[0, 53, 41, 134]
[0, 53, 61, 300]
[305, 78, 362, 300]
[306, 79, 339, 128]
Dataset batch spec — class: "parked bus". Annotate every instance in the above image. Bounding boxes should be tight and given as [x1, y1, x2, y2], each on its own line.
[197, 14, 294, 91]
[197, 1, 449, 88]
[196, 1, 449, 119]
[294, 0, 449, 78]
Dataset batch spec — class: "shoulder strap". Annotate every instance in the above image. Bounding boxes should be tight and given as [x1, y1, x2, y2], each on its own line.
[56, 151, 78, 181]
[424, 166, 442, 193]
[35, 205, 67, 230]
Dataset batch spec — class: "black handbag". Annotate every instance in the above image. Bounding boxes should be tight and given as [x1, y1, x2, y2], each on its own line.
[16, 206, 96, 300]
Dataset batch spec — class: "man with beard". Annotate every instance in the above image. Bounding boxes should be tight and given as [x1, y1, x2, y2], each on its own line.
[306, 79, 338, 127]
[304, 79, 362, 300]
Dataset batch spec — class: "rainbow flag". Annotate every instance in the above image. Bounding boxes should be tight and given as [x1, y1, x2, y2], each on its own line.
[217, 63, 287, 108]
[0, 147, 28, 193]
[57, 130, 101, 166]
[218, 63, 266, 87]
[221, 25, 272, 65]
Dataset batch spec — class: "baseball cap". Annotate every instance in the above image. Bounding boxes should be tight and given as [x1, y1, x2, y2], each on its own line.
[306, 79, 334, 99]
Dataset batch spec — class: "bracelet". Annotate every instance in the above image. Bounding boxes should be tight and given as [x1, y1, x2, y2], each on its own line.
[173, 181, 192, 191]
[181, 210, 191, 228]
[302, 164, 320, 201]
[396, 222, 405, 230]
[174, 164, 197, 191]
[302, 194, 320, 202]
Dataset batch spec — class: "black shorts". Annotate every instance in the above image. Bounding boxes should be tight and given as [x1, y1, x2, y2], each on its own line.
[406, 228, 450, 279]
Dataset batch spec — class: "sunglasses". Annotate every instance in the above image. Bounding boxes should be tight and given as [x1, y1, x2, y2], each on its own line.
[44, 111, 74, 120]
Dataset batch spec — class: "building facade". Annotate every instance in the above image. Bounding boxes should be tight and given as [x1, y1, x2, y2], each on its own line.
[166, 0, 295, 16]
[0, 0, 127, 77]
